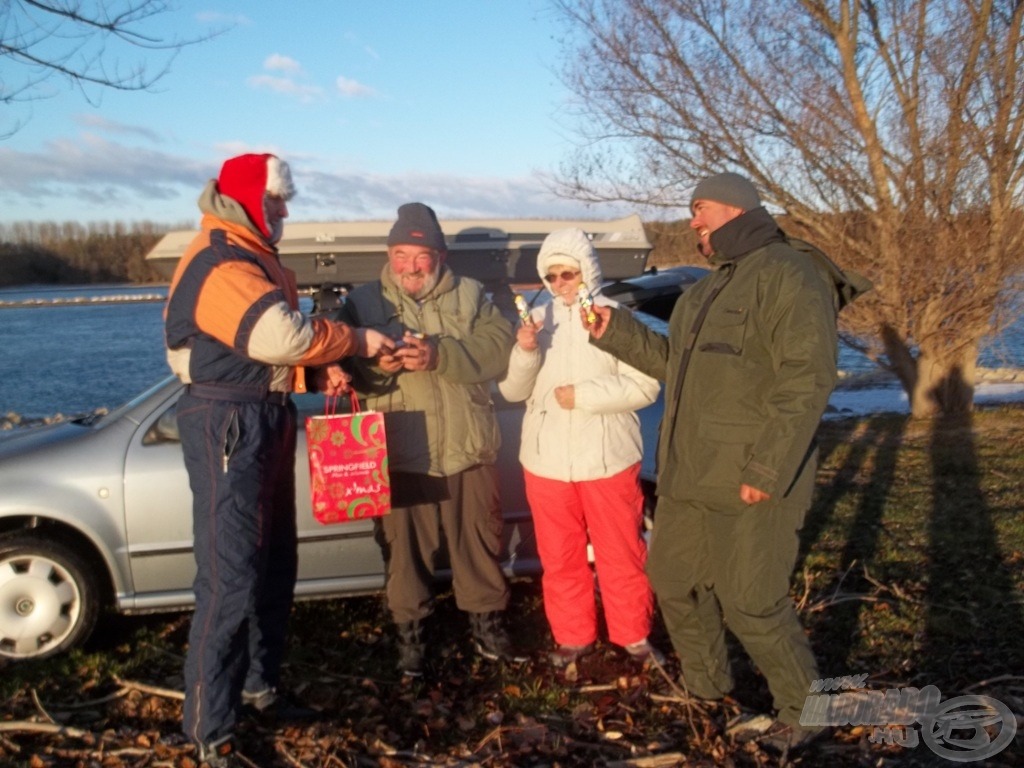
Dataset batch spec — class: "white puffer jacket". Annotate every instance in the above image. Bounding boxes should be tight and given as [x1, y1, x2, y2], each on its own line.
[498, 228, 660, 482]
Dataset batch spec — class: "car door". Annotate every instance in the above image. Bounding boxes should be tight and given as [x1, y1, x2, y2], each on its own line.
[120, 382, 387, 610]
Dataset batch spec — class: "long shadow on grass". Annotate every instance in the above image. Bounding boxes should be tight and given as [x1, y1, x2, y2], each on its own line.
[920, 409, 1024, 690]
[799, 413, 909, 672]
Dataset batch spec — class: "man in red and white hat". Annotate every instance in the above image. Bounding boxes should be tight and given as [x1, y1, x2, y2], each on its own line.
[165, 153, 392, 767]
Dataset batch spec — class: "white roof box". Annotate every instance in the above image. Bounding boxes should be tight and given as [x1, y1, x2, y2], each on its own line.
[146, 214, 652, 288]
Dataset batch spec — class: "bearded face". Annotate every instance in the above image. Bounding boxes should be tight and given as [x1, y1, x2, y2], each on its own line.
[387, 244, 443, 298]
[264, 194, 289, 245]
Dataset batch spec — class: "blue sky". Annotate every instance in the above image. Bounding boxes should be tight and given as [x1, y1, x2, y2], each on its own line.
[0, 1, 648, 227]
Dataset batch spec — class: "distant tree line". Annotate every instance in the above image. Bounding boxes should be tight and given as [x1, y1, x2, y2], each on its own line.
[0, 221, 180, 287]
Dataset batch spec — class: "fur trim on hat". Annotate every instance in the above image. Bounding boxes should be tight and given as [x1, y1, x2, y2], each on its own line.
[265, 156, 296, 200]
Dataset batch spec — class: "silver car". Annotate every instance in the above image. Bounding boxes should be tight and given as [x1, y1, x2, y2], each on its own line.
[0, 266, 706, 661]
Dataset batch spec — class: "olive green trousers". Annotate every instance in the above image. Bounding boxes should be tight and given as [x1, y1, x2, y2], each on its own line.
[648, 485, 819, 726]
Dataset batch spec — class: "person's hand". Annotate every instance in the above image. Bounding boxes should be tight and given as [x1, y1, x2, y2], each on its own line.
[376, 349, 405, 374]
[355, 327, 395, 358]
[554, 384, 575, 410]
[314, 363, 350, 396]
[582, 304, 612, 339]
[516, 322, 539, 352]
[740, 484, 771, 505]
[395, 332, 438, 372]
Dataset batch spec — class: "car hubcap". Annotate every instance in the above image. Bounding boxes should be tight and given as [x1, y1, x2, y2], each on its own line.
[0, 555, 81, 657]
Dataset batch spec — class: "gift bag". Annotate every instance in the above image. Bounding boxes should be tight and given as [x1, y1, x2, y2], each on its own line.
[306, 391, 391, 524]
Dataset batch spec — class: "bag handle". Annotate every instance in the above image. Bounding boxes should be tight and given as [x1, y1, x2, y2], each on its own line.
[325, 390, 361, 416]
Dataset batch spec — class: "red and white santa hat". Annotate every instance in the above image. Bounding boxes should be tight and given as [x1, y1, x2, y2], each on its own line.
[216, 153, 296, 239]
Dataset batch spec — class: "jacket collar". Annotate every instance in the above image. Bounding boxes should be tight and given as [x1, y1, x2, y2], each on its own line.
[199, 212, 277, 257]
[198, 180, 277, 253]
[708, 206, 786, 267]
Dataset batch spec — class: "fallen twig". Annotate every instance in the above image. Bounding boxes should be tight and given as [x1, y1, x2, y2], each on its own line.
[578, 683, 617, 693]
[0, 721, 91, 738]
[963, 674, 1024, 692]
[275, 742, 313, 768]
[30, 688, 56, 724]
[805, 593, 894, 613]
[112, 676, 185, 701]
[604, 754, 688, 768]
[797, 565, 814, 612]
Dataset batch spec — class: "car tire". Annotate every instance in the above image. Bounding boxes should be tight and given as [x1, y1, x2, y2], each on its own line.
[0, 535, 100, 660]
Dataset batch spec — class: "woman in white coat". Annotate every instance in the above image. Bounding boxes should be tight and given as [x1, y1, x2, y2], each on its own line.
[499, 227, 664, 668]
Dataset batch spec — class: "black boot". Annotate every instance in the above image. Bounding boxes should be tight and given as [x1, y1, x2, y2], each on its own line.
[396, 620, 425, 677]
[470, 611, 528, 663]
[241, 686, 320, 724]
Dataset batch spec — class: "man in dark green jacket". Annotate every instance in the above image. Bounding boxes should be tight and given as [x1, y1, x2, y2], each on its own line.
[585, 173, 868, 754]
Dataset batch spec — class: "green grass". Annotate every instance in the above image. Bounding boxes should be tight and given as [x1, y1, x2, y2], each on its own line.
[2, 404, 1023, 766]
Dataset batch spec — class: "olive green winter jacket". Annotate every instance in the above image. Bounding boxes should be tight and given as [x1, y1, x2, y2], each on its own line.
[593, 207, 868, 507]
[339, 265, 514, 477]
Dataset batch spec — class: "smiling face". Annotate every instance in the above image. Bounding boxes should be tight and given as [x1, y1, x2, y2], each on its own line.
[388, 244, 443, 298]
[543, 265, 584, 305]
[690, 198, 745, 259]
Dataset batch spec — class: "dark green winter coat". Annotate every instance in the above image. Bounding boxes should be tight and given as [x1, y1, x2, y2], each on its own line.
[594, 207, 869, 507]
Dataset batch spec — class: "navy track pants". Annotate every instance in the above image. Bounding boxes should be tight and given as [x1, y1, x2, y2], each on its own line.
[177, 393, 298, 745]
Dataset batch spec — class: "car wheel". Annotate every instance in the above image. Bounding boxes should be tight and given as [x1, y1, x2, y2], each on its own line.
[0, 535, 100, 660]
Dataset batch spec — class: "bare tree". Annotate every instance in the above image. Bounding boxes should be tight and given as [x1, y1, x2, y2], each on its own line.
[1, 0, 218, 134]
[551, 0, 1024, 418]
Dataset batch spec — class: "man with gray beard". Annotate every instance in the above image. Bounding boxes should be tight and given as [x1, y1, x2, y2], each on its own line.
[338, 203, 522, 677]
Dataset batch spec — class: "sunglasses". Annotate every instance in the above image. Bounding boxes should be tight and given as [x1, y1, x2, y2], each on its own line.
[543, 270, 581, 283]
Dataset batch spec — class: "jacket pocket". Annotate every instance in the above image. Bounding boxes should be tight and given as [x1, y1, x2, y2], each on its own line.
[698, 307, 748, 355]
[456, 385, 500, 465]
[687, 417, 755, 491]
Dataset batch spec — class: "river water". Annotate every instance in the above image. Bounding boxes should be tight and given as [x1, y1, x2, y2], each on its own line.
[0, 284, 1021, 420]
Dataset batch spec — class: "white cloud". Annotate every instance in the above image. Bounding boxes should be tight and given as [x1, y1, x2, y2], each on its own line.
[335, 75, 375, 98]
[73, 114, 164, 143]
[247, 75, 324, 102]
[264, 54, 303, 74]
[0, 139, 636, 224]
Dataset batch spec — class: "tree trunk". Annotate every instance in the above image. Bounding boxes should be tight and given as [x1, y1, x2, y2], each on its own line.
[910, 343, 978, 419]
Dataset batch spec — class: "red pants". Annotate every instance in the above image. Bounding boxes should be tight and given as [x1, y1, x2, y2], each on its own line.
[525, 464, 654, 647]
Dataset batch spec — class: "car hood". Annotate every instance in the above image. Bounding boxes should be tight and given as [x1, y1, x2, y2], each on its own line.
[0, 420, 96, 460]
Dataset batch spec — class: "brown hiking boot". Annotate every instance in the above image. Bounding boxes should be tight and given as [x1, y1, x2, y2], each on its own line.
[470, 611, 528, 663]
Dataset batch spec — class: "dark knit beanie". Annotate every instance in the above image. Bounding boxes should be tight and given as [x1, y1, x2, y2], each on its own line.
[387, 202, 446, 250]
[690, 172, 761, 212]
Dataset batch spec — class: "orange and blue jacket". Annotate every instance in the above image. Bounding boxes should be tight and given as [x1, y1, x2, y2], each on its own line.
[165, 207, 357, 396]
